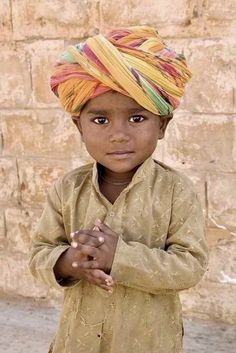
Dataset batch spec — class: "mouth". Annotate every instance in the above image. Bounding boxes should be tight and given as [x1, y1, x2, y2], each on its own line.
[108, 151, 134, 155]
[107, 151, 134, 159]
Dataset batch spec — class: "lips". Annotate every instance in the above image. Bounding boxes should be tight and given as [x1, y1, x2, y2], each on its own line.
[107, 151, 134, 159]
[108, 151, 134, 155]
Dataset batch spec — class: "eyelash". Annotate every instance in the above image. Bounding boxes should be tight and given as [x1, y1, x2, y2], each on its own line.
[92, 115, 146, 125]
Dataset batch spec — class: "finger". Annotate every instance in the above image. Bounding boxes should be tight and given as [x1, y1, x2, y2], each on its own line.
[70, 230, 80, 238]
[79, 260, 99, 270]
[72, 261, 78, 268]
[104, 277, 114, 286]
[71, 239, 100, 254]
[71, 241, 79, 249]
[72, 230, 104, 245]
[85, 229, 105, 240]
[83, 269, 114, 289]
[91, 269, 113, 284]
[94, 219, 114, 236]
[98, 284, 114, 293]
[77, 232, 104, 247]
[78, 244, 98, 257]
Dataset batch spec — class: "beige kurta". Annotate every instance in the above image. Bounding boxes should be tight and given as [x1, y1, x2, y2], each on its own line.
[29, 157, 208, 353]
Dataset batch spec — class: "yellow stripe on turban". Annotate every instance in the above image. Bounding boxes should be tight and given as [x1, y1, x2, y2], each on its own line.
[50, 25, 191, 117]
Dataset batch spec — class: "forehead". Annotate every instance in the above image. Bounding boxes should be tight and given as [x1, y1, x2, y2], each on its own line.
[82, 91, 146, 113]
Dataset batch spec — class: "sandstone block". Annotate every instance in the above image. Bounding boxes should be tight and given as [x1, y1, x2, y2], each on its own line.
[17, 157, 72, 206]
[5, 207, 42, 254]
[205, 228, 236, 285]
[0, 158, 19, 206]
[207, 173, 236, 232]
[177, 170, 206, 216]
[0, 251, 49, 298]
[233, 118, 236, 163]
[182, 39, 235, 113]
[180, 281, 236, 324]
[207, 227, 234, 247]
[0, 210, 6, 250]
[206, 0, 236, 21]
[0, 130, 3, 154]
[162, 114, 235, 172]
[12, 0, 99, 40]
[0, 43, 31, 108]
[100, 0, 191, 32]
[23, 40, 65, 107]
[0, 0, 12, 40]
[1, 110, 81, 158]
[187, 0, 236, 38]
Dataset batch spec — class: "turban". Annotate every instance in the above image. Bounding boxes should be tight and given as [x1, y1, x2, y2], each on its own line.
[50, 26, 191, 117]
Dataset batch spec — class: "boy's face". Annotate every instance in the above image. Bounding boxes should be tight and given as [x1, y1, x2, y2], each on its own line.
[74, 92, 169, 176]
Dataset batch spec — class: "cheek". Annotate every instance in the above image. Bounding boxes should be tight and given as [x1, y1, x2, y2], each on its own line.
[139, 127, 159, 144]
[81, 128, 104, 152]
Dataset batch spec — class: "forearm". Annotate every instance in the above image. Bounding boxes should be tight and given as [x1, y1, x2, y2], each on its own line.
[29, 243, 72, 289]
[110, 185, 209, 295]
[111, 236, 208, 295]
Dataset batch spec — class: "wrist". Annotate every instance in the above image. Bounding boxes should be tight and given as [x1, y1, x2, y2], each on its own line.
[54, 248, 73, 280]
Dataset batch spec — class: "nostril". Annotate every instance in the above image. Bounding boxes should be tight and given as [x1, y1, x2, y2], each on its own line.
[109, 133, 130, 143]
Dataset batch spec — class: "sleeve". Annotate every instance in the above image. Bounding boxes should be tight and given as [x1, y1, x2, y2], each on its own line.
[111, 177, 209, 295]
[28, 179, 79, 290]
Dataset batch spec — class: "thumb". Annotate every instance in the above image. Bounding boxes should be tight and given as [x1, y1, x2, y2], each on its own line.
[94, 219, 114, 235]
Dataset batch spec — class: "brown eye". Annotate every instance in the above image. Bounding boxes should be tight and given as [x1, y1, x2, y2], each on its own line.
[129, 115, 145, 123]
[93, 117, 109, 124]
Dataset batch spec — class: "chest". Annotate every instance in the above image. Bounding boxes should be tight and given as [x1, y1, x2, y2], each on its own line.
[98, 181, 127, 204]
[64, 182, 172, 249]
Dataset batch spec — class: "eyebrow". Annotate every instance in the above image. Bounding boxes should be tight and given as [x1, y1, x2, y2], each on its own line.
[86, 108, 148, 115]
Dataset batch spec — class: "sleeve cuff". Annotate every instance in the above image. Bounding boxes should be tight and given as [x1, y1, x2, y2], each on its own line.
[37, 245, 80, 290]
[110, 236, 132, 285]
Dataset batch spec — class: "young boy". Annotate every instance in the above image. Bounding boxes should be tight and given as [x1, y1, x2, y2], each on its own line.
[29, 26, 208, 353]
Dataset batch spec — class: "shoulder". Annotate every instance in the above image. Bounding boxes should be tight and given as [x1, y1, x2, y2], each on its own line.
[61, 162, 93, 185]
[52, 162, 94, 197]
[152, 159, 196, 196]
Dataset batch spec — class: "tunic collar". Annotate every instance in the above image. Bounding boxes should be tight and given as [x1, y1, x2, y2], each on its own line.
[91, 156, 156, 192]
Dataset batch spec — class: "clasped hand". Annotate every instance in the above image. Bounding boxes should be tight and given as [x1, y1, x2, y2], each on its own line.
[55, 220, 118, 293]
[71, 219, 118, 273]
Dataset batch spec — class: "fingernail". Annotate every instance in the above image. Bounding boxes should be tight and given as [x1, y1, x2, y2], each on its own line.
[97, 219, 102, 224]
[108, 289, 113, 294]
[94, 226, 100, 231]
[72, 261, 78, 268]
[98, 236, 104, 243]
[71, 241, 78, 248]
[70, 232, 75, 238]
[105, 278, 113, 285]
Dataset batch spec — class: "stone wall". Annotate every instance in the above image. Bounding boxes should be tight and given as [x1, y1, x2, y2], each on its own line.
[0, 0, 235, 324]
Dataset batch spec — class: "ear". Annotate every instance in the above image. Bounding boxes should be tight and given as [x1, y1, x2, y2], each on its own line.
[72, 116, 84, 141]
[158, 117, 171, 140]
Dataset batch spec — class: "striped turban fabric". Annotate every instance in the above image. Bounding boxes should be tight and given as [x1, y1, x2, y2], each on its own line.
[50, 26, 191, 117]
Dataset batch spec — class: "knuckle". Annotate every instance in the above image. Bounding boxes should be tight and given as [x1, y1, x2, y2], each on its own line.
[93, 270, 100, 279]
[77, 235, 85, 244]
[87, 261, 96, 270]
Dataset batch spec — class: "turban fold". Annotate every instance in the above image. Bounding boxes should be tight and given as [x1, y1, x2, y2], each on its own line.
[50, 26, 191, 117]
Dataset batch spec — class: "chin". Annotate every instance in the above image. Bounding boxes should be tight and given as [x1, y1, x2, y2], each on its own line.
[103, 160, 142, 174]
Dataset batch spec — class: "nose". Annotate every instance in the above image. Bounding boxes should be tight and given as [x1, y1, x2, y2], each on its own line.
[109, 120, 130, 143]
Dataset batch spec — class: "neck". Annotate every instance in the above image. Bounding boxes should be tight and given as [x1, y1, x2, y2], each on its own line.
[98, 164, 140, 185]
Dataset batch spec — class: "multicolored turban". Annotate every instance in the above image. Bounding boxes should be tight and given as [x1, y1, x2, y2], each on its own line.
[50, 26, 191, 117]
